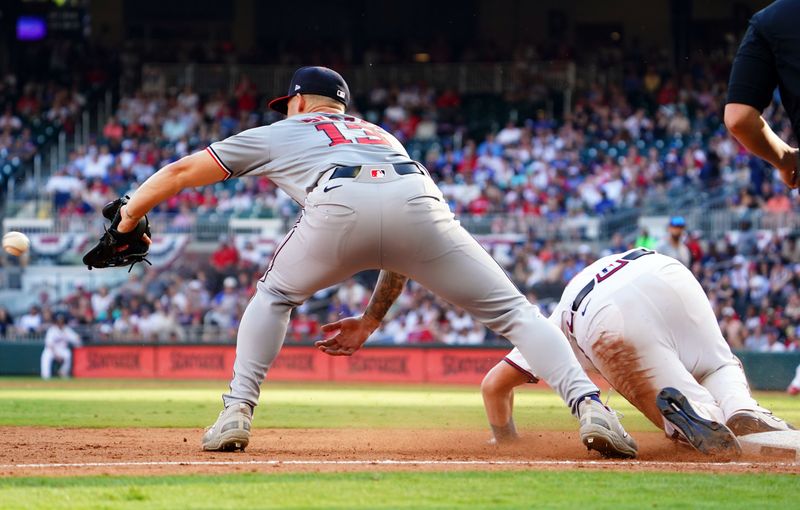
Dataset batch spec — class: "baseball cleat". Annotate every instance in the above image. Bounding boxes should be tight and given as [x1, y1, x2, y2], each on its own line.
[656, 387, 741, 456]
[725, 410, 796, 436]
[788, 385, 799, 396]
[202, 403, 252, 452]
[578, 396, 638, 459]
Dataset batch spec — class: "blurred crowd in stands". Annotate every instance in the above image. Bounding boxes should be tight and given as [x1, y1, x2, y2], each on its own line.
[15, 43, 795, 226]
[4, 214, 800, 354]
[0, 73, 85, 174]
[0, 40, 118, 185]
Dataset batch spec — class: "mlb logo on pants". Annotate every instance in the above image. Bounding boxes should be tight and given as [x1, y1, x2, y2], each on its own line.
[370, 169, 385, 178]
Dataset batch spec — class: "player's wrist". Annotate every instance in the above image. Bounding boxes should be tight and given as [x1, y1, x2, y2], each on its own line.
[121, 205, 139, 222]
[116, 206, 139, 233]
[361, 314, 381, 331]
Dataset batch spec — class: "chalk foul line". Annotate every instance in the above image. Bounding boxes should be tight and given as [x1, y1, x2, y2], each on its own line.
[0, 459, 796, 469]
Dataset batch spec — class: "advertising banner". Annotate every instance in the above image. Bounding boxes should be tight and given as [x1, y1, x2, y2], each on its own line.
[155, 345, 235, 379]
[73, 345, 531, 384]
[330, 348, 426, 383]
[269, 346, 331, 381]
[73, 345, 156, 378]
[425, 348, 506, 384]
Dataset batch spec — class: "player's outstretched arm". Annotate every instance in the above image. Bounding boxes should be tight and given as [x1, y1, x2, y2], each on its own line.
[315, 270, 407, 356]
[481, 361, 529, 443]
[725, 104, 799, 188]
[726, 23, 799, 189]
[116, 150, 228, 233]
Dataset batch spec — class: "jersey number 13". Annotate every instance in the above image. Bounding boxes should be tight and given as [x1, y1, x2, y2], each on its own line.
[315, 122, 393, 147]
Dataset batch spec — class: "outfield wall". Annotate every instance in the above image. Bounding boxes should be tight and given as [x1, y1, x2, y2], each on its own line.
[2, 342, 798, 390]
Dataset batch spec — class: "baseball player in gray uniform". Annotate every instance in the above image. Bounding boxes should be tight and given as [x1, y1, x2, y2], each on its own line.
[481, 249, 795, 455]
[115, 66, 636, 457]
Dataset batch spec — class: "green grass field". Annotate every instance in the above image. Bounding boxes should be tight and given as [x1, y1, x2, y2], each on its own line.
[0, 377, 651, 430]
[3, 378, 798, 431]
[1, 378, 799, 509]
[2, 471, 799, 510]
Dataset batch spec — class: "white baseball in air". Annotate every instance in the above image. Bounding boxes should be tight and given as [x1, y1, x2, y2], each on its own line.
[3, 231, 30, 256]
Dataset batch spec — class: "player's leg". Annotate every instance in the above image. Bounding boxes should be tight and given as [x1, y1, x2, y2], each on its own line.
[655, 262, 793, 435]
[481, 358, 529, 443]
[583, 271, 739, 455]
[223, 201, 369, 409]
[657, 262, 761, 416]
[387, 211, 596, 409]
[58, 349, 72, 378]
[204, 195, 374, 451]
[701, 362, 795, 434]
[40, 349, 53, 379]
[699, 360, 764, 422]
[385, 197, 636, 457]
[586, 327, 727, 431]
[575, 299, 725, 429]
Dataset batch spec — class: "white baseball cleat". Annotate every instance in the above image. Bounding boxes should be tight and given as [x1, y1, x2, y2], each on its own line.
[578, 396, 638, 459]
[726, 410, 796, 436]
[202, 403, 252, 452]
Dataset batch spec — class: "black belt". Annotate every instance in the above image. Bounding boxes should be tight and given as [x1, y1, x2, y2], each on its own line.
[570, 249, 655, 312]
[330, 162, 426, 179]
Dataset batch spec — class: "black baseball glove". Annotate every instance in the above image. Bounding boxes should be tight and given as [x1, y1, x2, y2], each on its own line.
[83, 196, 152, 271]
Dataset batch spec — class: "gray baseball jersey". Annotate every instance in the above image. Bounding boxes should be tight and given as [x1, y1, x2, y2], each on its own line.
[207, 113, 412, 203]
[207, 111, 598, 416]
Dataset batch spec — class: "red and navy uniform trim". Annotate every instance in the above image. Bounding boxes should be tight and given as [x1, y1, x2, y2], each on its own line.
[205, 146, 233, 180]
[503, 357, 539, 384]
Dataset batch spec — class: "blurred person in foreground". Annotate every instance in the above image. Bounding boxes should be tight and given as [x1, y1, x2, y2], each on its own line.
[480, 249, 794, 456]
[40, 314, 82, 379]
[725, 0, 800, 189]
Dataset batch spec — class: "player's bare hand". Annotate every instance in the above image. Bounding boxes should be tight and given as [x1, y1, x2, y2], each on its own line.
[315, 315, 379, 356]
[777, 147, 800, 189]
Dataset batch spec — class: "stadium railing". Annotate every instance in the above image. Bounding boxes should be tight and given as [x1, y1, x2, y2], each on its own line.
[143, 61, 576, 98]
[1, 211, 284, 241]
[0, 323, 513, 347]
[3, 208, 799, 247]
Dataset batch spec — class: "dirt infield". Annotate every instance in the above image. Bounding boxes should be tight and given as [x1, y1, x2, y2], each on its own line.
[0, 427, 797, 477]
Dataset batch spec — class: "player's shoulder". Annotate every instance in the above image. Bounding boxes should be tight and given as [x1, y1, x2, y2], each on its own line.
[224, 123, 273, 140]
[751, 0, 798, 34]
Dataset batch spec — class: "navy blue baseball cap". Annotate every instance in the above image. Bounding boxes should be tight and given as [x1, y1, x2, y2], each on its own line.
[268, 66, 350, 115]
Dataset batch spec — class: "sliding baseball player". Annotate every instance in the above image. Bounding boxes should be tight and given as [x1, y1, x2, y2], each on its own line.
[482, 248, 795, 456]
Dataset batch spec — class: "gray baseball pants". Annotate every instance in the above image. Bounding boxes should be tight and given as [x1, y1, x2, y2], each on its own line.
[223, 164, 598, 411]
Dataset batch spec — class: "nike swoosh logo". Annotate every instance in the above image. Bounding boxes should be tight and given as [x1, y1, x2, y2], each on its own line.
[581, 298, 592, 316]
[323, 184, 343, 193]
